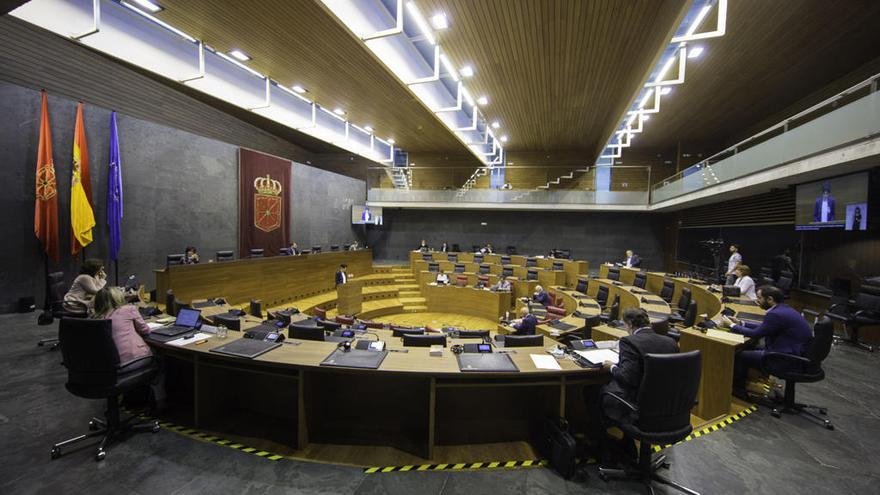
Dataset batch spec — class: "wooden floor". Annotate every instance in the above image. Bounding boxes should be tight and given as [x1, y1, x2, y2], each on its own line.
[373, 312, 499, 330]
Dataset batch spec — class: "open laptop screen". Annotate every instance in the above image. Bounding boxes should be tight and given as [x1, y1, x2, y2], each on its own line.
[175, 308, 201, 328]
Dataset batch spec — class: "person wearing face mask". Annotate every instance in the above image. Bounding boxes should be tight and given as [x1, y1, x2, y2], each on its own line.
[719, 285, 812, 392]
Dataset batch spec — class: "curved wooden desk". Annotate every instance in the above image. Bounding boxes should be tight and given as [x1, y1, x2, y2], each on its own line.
[422, 284, 512, 321]
[410, 251, 588, 287]
[151, 313, 605, 464]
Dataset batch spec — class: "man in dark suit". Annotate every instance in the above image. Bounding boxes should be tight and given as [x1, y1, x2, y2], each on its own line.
[622, 250, 640, 268]
[335, 264, 349, 287]
[813, 181, 835, 223]
[720, 285, 812, 389]
[510, 307, 537, 335]
[587, 308, 678, 464]
[532, 285, 551, 306]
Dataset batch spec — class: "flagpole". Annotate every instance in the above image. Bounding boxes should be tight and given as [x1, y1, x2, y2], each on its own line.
[114, 259, 119, 287]
[43, 253, 50, 311]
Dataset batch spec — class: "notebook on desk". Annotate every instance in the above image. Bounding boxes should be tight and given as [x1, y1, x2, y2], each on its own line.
[320, 349, 388, 369]
[456, 353, 519, 372]
[209, 339, 281, 359]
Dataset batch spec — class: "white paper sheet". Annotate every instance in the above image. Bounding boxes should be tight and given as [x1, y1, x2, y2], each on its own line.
[574, 348, 619, 365]
[147, 322, 165, 330]
[530, 354, 562, 370]
[705, 328, 746, 344]
[166, 332, 213, 347]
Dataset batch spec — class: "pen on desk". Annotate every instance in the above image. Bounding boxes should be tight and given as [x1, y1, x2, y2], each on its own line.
[194, 339, 208, 345]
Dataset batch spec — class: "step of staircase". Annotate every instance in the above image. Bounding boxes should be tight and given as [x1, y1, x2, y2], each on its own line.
[397, 290, 422, 298]
[398, 297, 427, 305]
[395, 283, 419, 290]
[402, 305, 429, 312]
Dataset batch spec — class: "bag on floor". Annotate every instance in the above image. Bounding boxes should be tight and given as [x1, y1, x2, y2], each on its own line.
[540, 417, 577, 478]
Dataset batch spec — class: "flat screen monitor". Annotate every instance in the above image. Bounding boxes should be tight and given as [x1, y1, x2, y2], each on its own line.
[352, 205, 383, 225]
[795, 172, 868, 231]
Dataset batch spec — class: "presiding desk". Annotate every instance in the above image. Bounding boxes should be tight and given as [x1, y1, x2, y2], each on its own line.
[149, 321, 606, 463]
[155, 249, 373, 307]
[596, 263, 764, 424]
[410, 251, 588, 288]
[422, 284, 512, 321]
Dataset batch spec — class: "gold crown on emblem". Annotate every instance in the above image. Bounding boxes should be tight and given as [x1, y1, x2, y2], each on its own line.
[253, 174, 282, 196]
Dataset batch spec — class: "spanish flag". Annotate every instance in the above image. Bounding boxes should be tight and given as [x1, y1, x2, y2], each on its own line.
[35, 91, 59, 262]
[71, 102, 95, 254]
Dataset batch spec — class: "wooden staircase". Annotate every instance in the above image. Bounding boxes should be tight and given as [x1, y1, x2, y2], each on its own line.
[390, 266, 427, 312]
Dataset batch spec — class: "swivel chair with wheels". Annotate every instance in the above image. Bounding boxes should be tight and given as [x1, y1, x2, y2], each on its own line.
[598, 350, 702, 495]
[51, 318, 160, 461]
[37, 271, 80, 349]
[828, 283, 880, 352]
[764, 312, 835, 430]
[668, 288, 692, 323]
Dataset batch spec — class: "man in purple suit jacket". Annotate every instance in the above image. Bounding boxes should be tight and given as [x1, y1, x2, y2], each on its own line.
[720, 285, 812, 389]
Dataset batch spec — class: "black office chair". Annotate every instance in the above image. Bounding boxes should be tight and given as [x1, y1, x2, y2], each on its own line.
[428, 262, 440, 273]
[596, 286, 609, 308]
[215, 250, 234, 262]
[504, 334, 544, 347]
[526, 258, 538, 268]
[392, 327, 425, 337]
[598, 351, 701, 494]
[600, 295, 620, 323]
[51, 318, 160, 461]
[506, 245, 517, 255]
[37, 271, 80, 348]
[651, 316, 671, 337]
[634, 272, 647, 290]
[552, 261, 564, 271]
[422, 253, 434, 261]
[403, 334, 446, 347]
[451, 243, 460, 252]
[471, 245, 481, 253]
[330, 245, 340, 251]
[763, 312, 834, 430]
[279, 247, 292, 256]
[479, 264, 490, 275]
[575, 279, 588, 294]
[501, 255, 512, 265]
[659, 280, 675, 303]
[316, 319, 342, 331]
[311, 246, 322, 253]
[608, 267, 620, 281]
[454, 264, 465, 274]
[166, 254, 186, 266]
[828, 283, 880, 352]
[473, 254, 484, 264]
[290, 324, 326, 341]
[447, 253, 458, 262]
[527, 269, 538, 281]
[457, 329, 490, 339]
[669, 288, 692, 323]
[777, 274, 793, 294]
[249, 248, 264, 258]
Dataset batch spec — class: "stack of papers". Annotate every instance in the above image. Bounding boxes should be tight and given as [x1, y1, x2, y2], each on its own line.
[574, 348, 619, 365]
[167, 332, 213, 346]
[530, 354, 562, 370]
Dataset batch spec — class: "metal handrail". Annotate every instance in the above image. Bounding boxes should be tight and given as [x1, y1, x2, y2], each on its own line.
[651, 72, 880, 190]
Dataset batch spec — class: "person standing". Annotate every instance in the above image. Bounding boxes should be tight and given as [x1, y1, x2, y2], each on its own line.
[725, 244, 742, 285]
[335, 264, 349, 286]
[813, 182, 835, 223]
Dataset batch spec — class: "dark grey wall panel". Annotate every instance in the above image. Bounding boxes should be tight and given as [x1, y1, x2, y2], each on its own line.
[365, 209, 666, 270]
[290, 163, 365, 250]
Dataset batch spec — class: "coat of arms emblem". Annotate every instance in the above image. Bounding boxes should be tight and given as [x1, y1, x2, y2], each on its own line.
[253, 174, 282, 233]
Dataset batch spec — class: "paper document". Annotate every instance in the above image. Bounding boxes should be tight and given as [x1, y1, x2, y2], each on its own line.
[530, 354, 562, 370]
[147, 322, 165, 330]
[575, 348, 619, 365]
[705, 329, 746, 345]
[155, 316, 175, 324]
[167, 332, 213, 347]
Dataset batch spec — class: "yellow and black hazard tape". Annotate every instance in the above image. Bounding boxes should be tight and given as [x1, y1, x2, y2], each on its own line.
[126, 410, 287, 462]
[652, 405, 758, 453]
[364, 459, 549, 474]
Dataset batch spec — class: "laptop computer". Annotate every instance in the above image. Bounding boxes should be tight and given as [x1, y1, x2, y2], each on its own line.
[151, 307, 202, 337]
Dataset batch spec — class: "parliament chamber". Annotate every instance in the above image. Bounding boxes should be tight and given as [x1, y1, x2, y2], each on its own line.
[4, 0, 880, 494]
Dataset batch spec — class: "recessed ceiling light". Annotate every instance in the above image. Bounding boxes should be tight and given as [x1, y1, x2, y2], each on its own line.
[460, 65, 474, 78]
[388, 138, 396, 145]
[491, 121, 500, 129]
[291, 84, 307, 94]
[126, 0, 163, 13]
[430, 13, 449, 30]
[228, 49, 251, 62]
[477, 96, 488, 106]
[364, 125, 374, 132]
[500, 135, 508, 142]
[688, 46, 704, 59]
[660, 87, 672, 95]
[642, 115, 651, 120]
[333, 108, 346, 116]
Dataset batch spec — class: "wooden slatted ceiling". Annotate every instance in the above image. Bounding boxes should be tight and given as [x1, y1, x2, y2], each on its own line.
[629, 0, 880, 152]
[156, 0, 463, 153]
[678, 189, 795, 228]
[417, 0, 690, 154]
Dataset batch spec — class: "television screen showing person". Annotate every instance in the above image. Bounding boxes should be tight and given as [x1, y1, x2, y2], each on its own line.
[813, 181, 835, 223]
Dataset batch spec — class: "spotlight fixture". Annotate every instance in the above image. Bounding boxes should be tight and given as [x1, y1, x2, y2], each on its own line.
[491, 121, 500, 129]
[228, 49, 251, 62]
[430, 13, 449, 30]
[364, 125, 374, 132]
[500, 135, 508, 143]
[688, 46, 704, 58]
[333, 108, 346, 116]
[387, 138, 396, 145]
[291, 84, 308, 94]
[460, 65, 474, 78]
[125, 0, 163, 13]
[477, 96, 488, 106]
[660, 87, 672, 95]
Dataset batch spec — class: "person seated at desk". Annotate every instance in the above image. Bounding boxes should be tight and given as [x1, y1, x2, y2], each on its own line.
[335, 264, 350, 286]
[589, 308, 678, 464]
[290, 242, 302, 255]
[490, 278, 512, 292]
[509, 307, 538, 335]
[621, 249, 640, 268]
[92, 287, 166, 409]
[348, 241, 359, 251]
[417, 239, 430, 252]
[732, 264, 757, 300]
[484, 243, 495, 254]
[435, 269, 450, 285]
[183, 246, 199, 264]
[719, 285, 812, 393]
[532, 285, 551, 306]
[63, 258, 107, 314]
[439, 242, 449, 253]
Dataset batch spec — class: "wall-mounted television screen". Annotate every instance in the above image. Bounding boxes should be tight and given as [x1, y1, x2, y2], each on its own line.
[795, 172, 868, 231]
[352, 205, 383, 225]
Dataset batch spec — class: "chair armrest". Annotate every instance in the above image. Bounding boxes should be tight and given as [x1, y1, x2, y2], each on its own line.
[117, 355, 155, 372]
[853, 309, 880, 320]
[825, 312, 848, 323]
[601, 391, 638, 413]
[761, 352, 811, 369]
[801, 309, 820, 319]
[827, 302, 851, 315]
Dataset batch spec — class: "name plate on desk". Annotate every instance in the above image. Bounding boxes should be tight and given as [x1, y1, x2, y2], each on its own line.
[456, 353, 519, 372]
